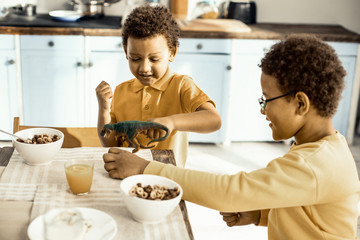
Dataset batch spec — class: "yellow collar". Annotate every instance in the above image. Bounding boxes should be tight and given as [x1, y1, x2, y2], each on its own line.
[132, 67, 174, 92]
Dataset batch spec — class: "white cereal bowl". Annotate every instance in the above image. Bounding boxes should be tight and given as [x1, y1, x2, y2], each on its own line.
[12, 128, 64, 166]
[120, 174, 183, 224]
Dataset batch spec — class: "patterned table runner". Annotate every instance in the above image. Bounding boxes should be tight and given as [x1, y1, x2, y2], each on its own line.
[0, 147, 190, 239]
[31, 184, 189, 240]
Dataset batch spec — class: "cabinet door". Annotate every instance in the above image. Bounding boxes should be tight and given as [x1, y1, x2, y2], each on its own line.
[20, 35, 85, 127]
[328, 42, 358, 138]
[171, 53, 231, 143]
[332, 56, 356, 137]
[230, 40, 358, 142]
[87, 51, 133, 127]
[230, 40, 277, 141]
[0, 35, 18, 140]
[87, 36, 133, 127]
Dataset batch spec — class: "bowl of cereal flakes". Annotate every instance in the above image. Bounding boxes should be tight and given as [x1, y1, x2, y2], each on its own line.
[120, 174, 183, 223]
[12, 128, 64, 166]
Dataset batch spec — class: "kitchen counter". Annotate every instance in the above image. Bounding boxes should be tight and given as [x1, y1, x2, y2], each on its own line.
[1, 15, 360, 42]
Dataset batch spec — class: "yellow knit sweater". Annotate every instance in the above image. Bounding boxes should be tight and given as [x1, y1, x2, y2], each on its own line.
[144, 132, 360, 239]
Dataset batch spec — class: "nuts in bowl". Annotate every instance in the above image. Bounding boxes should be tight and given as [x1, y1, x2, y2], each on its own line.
[12, 128, 64, 166]
[120, 174, 183, 223]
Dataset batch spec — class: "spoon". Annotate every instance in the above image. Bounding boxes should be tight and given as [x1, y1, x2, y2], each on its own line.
[0, 129, 29, 143]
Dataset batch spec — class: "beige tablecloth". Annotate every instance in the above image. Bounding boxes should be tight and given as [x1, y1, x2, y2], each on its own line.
[0, 147, 190, 240]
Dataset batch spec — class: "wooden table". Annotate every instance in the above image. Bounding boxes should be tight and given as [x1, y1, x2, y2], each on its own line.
[0, 147, 194, 240]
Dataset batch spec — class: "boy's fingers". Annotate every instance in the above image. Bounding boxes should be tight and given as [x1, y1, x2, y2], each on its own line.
[153, 130, 160, 139]
[108, 147, 124, 154]
[226, 220, 237, 227]
[147, 129, 154, 139]
[108, 170, 123, 179]
[220, 212, 237, 217]
[142, 130, 148, 136]
[103, 153, 115, 163]
[104, 162, 117, 172]
[222, 215, 238, 222]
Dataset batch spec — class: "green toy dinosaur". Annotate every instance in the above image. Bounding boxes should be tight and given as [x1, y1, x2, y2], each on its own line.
[100, 120, 169, 153]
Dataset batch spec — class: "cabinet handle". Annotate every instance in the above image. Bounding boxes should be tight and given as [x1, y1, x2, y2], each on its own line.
[87, 62, 93, 68]
[48, 41, 55, 47]
[117, 43, 122, 48]
[76, 62, 83, 67]
[226, 65, 232, 71]
[196, 44, 203, 50]
[7, 59, 15, 65]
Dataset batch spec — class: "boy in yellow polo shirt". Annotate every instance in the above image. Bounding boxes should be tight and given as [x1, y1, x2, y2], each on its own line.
[103, 34, 360, 239]
[96, 5, 221, 167]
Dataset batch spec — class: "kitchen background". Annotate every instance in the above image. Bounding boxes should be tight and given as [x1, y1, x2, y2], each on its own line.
[1, 1, 360, 239]
[2, 0, 360, 34]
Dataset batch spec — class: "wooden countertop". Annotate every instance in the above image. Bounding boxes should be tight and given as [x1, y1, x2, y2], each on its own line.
[1, 18, 360, 42]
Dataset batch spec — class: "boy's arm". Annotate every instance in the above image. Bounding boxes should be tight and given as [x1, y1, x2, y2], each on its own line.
[257, 209, 270, 226]
[96, 81, 118, 147]
[173, 101, 221, 133]
[149, 102, 221, 135]
[97, 106, 118, 147]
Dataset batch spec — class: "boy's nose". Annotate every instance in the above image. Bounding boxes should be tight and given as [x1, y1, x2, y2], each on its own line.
[140, 59, 152, 72]
[260, 108, 265, 115]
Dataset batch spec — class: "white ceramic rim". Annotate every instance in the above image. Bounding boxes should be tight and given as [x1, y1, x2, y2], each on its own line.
[12, 128, 64, 146]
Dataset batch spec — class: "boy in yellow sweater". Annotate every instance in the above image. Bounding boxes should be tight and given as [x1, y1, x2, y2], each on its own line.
[103, 34, 360, 239]
[96, 5, 221, 167]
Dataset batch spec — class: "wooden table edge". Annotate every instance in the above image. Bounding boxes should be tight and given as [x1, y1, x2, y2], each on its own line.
[151, 149, 195, 240]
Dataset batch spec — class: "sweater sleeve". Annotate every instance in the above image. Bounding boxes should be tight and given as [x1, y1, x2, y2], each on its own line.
[144, 153, 319, 212]
[144, 134, 360, 212]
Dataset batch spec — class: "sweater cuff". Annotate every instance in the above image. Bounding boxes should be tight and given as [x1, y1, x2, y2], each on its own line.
[257, 209, 270, 226]
[143, 161, 167, 175]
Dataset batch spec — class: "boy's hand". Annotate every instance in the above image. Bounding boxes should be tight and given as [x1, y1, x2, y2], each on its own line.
[96, 81, 113, 111]
[143, 117, 174, 140]
[103, 148, 150, 179]
[220, 210, 260, 227]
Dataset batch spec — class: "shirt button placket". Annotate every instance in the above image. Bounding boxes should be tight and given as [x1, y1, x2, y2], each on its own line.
[142, 87, 151, 120]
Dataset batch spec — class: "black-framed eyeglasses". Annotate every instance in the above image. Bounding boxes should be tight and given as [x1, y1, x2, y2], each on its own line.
[258, 91, 296, 111]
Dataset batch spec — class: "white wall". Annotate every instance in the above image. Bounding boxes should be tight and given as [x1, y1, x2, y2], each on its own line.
[5, 0, 360, 34]
[256, 0, 360, 34]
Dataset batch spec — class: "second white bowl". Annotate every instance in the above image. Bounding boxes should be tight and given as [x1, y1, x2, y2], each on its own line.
[120, 174, 183, 224]
[12, 128, 64, 166]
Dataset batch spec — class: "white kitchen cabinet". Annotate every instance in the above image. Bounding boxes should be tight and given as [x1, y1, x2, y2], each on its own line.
[328, 42, 358, 139]
[229, 39, 359, 142]
[229, 39, 277, 142]
[12, 35, 359, 144]
[86, 36, 133, 127]
[0, 35, 18, 140]
[20, 35, 85, 127]
[171, 39, 232, 143]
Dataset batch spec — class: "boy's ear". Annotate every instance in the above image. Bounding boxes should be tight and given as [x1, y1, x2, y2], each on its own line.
[295, 91, 310, 116]
[169, 46, 178, 62]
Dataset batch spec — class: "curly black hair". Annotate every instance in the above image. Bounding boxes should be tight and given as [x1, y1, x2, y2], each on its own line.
[122, 4, 180, 54]
[259, 34, 346, 118]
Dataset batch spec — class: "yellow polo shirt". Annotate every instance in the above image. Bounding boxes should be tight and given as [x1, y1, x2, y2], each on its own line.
[110, 67, 215, 167]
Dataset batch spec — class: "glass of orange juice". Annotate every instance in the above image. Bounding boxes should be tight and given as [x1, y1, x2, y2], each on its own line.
[64, 160, 94, 195]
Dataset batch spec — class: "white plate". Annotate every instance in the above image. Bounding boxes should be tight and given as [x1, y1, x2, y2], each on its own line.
[49, 10, 83, 22]
[28, 207, 117, 240]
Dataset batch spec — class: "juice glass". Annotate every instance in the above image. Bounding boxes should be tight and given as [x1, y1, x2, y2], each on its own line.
[64, 160, 94, 195]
